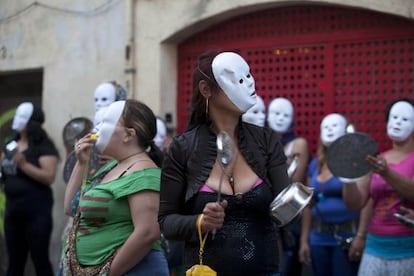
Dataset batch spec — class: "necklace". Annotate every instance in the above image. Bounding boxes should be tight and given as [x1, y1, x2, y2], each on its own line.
[222, 150, 242, 201]
[118, 158, 151, 178]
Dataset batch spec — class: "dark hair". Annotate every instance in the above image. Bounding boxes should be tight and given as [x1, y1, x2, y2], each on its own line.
[385, 98, 414, 122]
[186, 50, 221, 130]
[109, 81, 128, 101]
[24, 105, 49, 146]
[121, 99, 163, 167]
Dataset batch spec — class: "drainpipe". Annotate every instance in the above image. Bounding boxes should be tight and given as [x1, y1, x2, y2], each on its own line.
[125, 0, 136, 98]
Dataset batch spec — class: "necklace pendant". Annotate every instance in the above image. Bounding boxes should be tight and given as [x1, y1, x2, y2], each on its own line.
[229, 176, 234, 186]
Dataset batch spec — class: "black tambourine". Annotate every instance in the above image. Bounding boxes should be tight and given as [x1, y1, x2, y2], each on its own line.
[327, 132, 379, 180]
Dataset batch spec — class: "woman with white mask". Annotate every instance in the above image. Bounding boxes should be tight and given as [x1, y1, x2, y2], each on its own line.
[64, 99, 168, 275]
[159, 51, 290, 275]
[267, 97, 309, 182]
[343, 99, 414, 275]
[299, 113, 365, 276]
[94, 81, 128, 112]
[1, 102, 59, 276]
[267, 97, 310, 276]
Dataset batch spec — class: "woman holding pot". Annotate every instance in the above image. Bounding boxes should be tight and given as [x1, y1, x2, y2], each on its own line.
[159, 50, 290, 275]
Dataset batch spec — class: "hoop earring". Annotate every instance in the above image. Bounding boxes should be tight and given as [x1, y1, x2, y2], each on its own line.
[205, 97, 209, 118]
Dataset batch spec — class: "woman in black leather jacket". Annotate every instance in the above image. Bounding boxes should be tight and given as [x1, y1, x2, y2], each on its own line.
[159, 50, 290, 276]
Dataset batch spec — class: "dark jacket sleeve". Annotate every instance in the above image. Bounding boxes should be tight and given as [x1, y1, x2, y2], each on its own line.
[158, 135, 199, 241]
[264, 128, 290, 197]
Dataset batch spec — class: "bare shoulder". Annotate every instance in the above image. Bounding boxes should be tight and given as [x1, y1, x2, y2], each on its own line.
[293, 137, 309, 150]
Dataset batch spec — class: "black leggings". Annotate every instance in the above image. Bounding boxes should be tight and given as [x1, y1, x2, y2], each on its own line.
[5, 197, 53, 276]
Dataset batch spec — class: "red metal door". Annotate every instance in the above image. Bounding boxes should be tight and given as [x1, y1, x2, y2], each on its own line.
[177, 5, 414, 154]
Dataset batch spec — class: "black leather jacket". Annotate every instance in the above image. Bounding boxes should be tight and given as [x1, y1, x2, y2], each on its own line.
[159, 121, 289, 240]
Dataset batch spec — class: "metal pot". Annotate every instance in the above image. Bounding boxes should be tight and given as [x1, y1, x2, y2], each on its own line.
[269, 182, 314, 227]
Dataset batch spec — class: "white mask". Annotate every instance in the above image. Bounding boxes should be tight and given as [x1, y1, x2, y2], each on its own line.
[94, 83, 116, 112]
[267, 97, 294, 133]
[242, 96, 265, 127]
[95, 101, 125, 153]
[154, 118, 167, 150]
[320, 113, 346, 147]
[93, 106, 108, 132]
[212, 52, 256, 112]
[387, 101, 414, 141]
[12, 102, 34, 132]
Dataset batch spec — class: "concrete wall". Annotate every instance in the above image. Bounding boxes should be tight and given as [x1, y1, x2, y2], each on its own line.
[1, 0, 413, 273]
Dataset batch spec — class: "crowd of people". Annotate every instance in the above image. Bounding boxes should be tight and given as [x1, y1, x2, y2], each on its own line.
[0, 50, 413, 276]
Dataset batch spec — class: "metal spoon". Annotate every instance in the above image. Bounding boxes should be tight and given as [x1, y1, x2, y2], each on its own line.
[216, 131, 233, 202]
[212, 131, 233, 238]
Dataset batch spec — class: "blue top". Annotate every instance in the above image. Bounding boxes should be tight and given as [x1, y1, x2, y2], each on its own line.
[307, 158, 360, 245]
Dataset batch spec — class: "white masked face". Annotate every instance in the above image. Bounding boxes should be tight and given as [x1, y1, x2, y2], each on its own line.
[95, 101, 125, 153]
[242, 96, 265, 127]
[93, 106, 108, 131]
[94, 83, 116, 112]
[387, 101, 414, 142]
[12, 102, 34, 132]
[212, 52, 256, 112]
[320, 113, 346, 146]
[154, 118, 167, 150]
[267, 98, 294, 133]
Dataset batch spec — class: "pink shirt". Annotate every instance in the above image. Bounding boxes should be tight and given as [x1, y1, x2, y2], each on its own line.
[369, 151, 414, 236]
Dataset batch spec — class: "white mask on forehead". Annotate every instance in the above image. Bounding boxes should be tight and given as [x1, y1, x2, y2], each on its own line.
[12, 102, 34, 132]
[212, 52, 257, 112]
[95, 101, 125, 153]
[242, 96, 265, 127]
[387, 101, 414, 141]
[94, 83, 116, 112]
[154, 118, 167, 150]
[267, 98, 294, 134]
[320, 113, 346, 147]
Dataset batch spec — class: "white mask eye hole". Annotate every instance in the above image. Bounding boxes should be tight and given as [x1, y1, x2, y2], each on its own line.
[239, 79, 244, 84]
[247, 74, 251, 79]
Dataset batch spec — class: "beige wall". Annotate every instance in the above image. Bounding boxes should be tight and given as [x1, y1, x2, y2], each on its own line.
[1, 0, 413, 272]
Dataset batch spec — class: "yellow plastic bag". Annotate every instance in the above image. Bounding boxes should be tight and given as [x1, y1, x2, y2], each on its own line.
[186, 214, 217, 276]
[186, 264, 217, 276]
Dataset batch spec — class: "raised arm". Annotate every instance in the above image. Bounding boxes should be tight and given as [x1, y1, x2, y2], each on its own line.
[14, 152, 58, 185]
